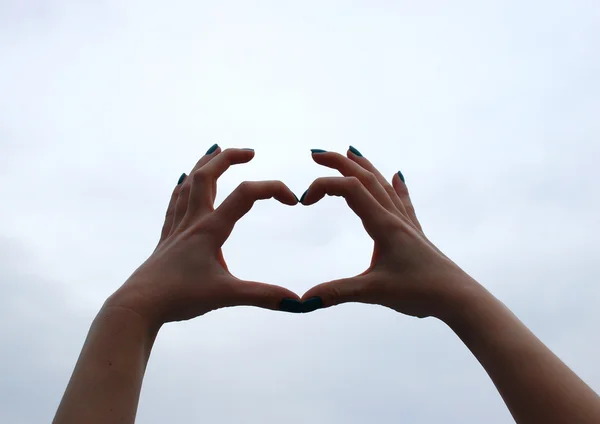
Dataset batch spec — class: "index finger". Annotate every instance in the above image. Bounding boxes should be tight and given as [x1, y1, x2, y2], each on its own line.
[209, 180, 298, 245]
[185, 148, 256, 218]
[302, 176, 395, 242]
[310, 150, 397, 213]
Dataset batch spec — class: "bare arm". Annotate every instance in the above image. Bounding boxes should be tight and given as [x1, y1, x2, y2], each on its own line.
[301, 146, 600, 424]
[53, 306, 158, 423]
[53, 146, 301, 424]
[443, 280, 600, 423]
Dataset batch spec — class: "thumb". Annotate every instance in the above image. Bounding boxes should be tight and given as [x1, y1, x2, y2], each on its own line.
[230, 279, 303, 312]
[302, 274, 375, 311]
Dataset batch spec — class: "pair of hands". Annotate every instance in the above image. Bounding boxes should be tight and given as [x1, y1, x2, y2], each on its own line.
[106, 145, 472, 327]
[57, 145, 600, 424]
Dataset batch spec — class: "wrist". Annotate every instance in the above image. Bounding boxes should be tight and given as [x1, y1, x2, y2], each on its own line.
[430, 272, 493, 324]
[103, 282, 166, 333]
[97, 303, 161, 345]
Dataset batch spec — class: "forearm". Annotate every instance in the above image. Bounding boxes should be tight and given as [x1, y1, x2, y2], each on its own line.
[440, 280, 600, 424]
[53, 302, 160, 424]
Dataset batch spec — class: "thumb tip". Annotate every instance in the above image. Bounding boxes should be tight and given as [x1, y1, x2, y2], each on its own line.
[302, 296, 324, 312]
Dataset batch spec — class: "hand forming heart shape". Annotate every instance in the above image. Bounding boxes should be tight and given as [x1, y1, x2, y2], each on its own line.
[106, 144, 472, 327]
[56, 144, 600, 424]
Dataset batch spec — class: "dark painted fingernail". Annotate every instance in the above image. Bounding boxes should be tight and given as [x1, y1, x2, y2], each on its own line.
[177, 173, 187, 185]
[397, 170, 405, 183]
[302, 297, 323, 313]
[280, 298, 304, 313]
[205, 143, 219, 155]
[299, 189, 309, 204]
[293, 193, 300, 203]
[349, 145, 363, 157]
[311, 149, 327, 154]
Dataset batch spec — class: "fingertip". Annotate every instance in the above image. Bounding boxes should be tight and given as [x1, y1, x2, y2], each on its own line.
[392, 171, 408, 194]
[233, 280, 303, 312]
[300, 188, 320, 206]
[346, 147, 361, 161]
[280, 192, 299, 206]
[397, 170, 405, 183]
[275, 183, 299, 206]
[280, 298, 304, 313]
[223, 148, 255, 165]
[299, 189, 309, 205]
[205, 143, 219, 155]
[348, 145, 363, 157]
[346, 147, 371, 168]
[241, 148, 256, 158]
[302, 296, 324, 313]
[301, 286, 325, 303]
[310, 149, 331, 165]
[238, 148, 255, 162]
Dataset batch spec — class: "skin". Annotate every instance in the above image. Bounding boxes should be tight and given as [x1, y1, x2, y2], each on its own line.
[53, 146, 600, 424]
[302, 149, 600, 424]
[53, 147, 300, 424]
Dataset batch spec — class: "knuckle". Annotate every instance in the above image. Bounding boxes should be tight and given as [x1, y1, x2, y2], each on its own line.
[171, 184, 182, 198]
[385, 185, 397, 198]
[221, 147, 235, 155]
[191, 215, 221, 237]
[329, 285, 343, 301]
[236, 181, 254, 196]
[329, 152, 345, 162]
[164, 189, 181, 216]
[313, 176, 327, 186]
[205, 215, 223, 231]
[390, 218, 406, 234]
[273, 181, 286, 193]
[377, 211, 402, 231]
[220, 148, 237, 161]
[192, 168, 210, 185]
[363, 170, 378, 186]
[346, 176, 362, 189]
[164, 204, 175, 219]
[395, 182, 409, 195]
[177, 182, 191, 198]
[389, 215, 414, 237]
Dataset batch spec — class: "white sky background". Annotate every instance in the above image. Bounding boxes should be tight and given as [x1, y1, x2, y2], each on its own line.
[1, 1, 600, 423]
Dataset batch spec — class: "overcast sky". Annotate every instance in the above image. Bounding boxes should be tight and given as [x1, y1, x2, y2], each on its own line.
[1, 1, 599, 423]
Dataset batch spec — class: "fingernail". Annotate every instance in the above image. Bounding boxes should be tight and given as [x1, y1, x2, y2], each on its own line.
[293, 193, 300, 203]
[349, 145, 363, 157]
[311, 149, 327, 154]
[302, 297, 323, 313]
[397, 170, 405, 183]
[177, 173, 187, 185]
[241, 148, 254, 151]
[299, 189, 309, 204]
[205, 143, 219, 155]
[280, 298, 304, 313]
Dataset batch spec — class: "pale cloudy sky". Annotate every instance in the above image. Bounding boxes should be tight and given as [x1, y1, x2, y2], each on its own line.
[1, 1, 599, 423]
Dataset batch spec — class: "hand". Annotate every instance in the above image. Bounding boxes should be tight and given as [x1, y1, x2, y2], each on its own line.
[105, 146, 301, 326]
[301, 147, 477, 319]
